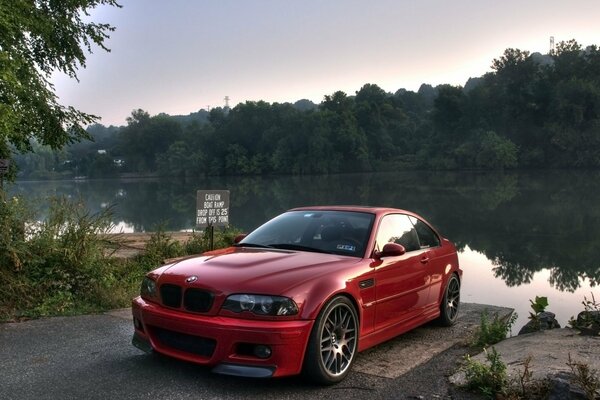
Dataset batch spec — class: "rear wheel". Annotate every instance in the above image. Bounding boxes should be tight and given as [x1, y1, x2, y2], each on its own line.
[303, 296, 358, 384]
[438, 274, 460, 326]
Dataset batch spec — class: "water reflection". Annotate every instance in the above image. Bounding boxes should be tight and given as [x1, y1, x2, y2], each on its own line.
[11, 171, 600, 300]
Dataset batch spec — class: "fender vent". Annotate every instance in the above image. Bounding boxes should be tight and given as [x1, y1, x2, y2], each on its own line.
[359, 278, 374, 289]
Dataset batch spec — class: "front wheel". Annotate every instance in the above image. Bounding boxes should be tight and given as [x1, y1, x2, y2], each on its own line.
[438, 274, 460, 326]
[303, 296, 358, 385]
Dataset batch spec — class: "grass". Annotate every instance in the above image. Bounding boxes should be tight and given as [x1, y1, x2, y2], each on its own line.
[0, 194, 239, 321]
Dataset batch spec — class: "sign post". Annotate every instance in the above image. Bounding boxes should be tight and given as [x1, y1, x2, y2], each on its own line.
[0, 159, 9, 196]
[196, 190, 230, 250]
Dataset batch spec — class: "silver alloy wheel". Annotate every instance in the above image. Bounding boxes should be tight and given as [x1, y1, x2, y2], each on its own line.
[319, 302, 357, 376]
[445, 276, 460, 321]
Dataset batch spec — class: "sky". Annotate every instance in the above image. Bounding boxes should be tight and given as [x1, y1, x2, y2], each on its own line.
[52, 0, 600, 127]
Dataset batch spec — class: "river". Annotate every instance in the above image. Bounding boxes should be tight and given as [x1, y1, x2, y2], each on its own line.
[11, 170, 600, 332]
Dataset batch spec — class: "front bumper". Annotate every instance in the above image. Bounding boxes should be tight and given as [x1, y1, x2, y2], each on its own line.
[131, 296, 314, 377]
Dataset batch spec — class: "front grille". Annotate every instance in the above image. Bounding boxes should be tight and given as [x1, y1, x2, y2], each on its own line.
[160, 284, 182, 308]
[151, 326, 216, 357]
[184, 289, 214, 312]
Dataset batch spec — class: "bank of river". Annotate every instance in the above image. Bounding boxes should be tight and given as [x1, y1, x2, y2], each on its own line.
[13, 170, 600, 333]
[107, 231, 194, 259]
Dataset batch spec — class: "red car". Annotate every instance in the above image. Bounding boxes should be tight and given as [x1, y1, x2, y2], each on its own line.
[132, 206, 462, 384]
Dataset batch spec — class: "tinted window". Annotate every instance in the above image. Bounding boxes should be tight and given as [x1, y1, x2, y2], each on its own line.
[375, 214, 420, 252]
[241, 210, 375, 257]
[409, 216, 440, 248]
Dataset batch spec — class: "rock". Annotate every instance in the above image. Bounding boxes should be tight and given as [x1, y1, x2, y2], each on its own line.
[547, 371, 588, 400]
[449, 329, 600, 393]
[574, 311, 600, 336]
[518, 311, 561, 335]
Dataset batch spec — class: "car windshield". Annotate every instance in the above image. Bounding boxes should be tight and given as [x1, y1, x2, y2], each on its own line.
[239, 210, 375, 258]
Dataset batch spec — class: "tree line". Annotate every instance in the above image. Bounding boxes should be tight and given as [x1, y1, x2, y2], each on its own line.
[15, 40, 600, 179]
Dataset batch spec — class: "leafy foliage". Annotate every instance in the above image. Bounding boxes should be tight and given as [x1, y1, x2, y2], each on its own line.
[0, 0, 120, 177]
[0, 195, 121, 318]
[473, 310, 518, 348]
[464, 347, 508, 398]
[0, 195, 242, 320]
[528, 296, 549, 322]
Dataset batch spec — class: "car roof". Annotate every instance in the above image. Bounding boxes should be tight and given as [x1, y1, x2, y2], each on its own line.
[288, 205, 414, 216]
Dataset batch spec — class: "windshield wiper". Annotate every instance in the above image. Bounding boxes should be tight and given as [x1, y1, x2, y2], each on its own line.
[267, 243, 333, 254]
[234, 242, 273, 248]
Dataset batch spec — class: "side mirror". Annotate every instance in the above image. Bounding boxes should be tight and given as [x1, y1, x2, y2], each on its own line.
[233, 234, 247, 244]
[374, 242, 406, 259]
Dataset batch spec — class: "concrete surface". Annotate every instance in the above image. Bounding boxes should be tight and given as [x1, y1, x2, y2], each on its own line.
[450, 328, 600, 386]
[0, 303, 512, 400]
[353, 303, 511, 378]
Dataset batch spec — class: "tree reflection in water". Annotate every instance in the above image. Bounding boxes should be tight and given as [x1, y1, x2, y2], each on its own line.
[11, 170, 600, 293]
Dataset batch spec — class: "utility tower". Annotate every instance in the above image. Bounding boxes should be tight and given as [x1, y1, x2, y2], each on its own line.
[224, 96, 230, 108]
[549, 36, 555, 54]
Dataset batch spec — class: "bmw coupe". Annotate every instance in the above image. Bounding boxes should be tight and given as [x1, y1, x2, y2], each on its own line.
[132, 206, 462, 384]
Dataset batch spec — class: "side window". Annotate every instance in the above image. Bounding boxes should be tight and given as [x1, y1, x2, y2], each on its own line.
[375, 214, 420, 252]
[409, 216, 440, 248]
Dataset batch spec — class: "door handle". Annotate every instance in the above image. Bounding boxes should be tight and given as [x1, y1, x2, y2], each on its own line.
[420, 256, 429, 264]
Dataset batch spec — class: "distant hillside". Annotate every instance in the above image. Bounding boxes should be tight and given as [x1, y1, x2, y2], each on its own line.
[166, 109, 210, 126]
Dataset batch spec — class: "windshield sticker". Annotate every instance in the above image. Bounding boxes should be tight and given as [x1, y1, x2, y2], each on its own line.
[303, 213, 314, 218]
[336, 244, 356, 252]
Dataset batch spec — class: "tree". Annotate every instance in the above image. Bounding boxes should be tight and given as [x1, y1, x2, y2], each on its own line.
[0, 0, 120, 179]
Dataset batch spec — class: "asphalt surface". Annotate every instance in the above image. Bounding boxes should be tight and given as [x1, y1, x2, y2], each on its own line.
[0, 304, 509, 400]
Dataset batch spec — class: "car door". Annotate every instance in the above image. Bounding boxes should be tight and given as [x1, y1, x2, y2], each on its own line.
[408, 215, 445, 306]
[373, 214, 431, 332]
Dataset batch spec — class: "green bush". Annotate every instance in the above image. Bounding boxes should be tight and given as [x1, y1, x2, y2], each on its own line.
[134, 226, 185, 268]
[472, 310, 518, 348]
[0, 194, 243, 320]
[185, 227, 241, 254]
[464, 347, 508, 398]
[0, 195, 123, 319]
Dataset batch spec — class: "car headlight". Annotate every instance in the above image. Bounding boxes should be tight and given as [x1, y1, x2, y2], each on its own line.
[140, 276, 157, 299]
[222, 294, 298, 316]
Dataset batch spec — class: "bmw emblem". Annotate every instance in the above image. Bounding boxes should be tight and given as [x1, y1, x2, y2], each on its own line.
[186, 276, 198, 283]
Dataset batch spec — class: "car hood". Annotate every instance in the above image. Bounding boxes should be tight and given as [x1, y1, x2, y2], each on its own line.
[156, 246, 361, 296]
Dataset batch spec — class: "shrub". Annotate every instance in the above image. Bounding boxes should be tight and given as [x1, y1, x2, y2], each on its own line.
[464, 347, 508, 398]
[0, 194, 242, 321]
[472, 310, 518, 348]
[0, 195, 130, 319]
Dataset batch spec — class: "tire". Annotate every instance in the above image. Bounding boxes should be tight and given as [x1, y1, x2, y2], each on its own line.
[438, 274, 460, 326]
[303, 296, 358, 385]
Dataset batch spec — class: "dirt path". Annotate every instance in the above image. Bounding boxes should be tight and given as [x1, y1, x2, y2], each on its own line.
[102, 231, 195, 258]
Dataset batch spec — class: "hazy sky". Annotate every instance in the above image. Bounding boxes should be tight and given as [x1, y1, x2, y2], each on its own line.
[52, 0, 600, 126]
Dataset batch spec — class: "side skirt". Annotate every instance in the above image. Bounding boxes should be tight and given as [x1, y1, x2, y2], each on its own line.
[358, 305, 440, 352]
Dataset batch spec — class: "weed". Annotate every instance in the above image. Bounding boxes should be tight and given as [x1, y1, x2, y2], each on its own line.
[464, 347, 508, 398]
[515, 355, 534, 397]
[569, 293, 600, 336]
[473, 310, 518, 348]
[567, 353, 600, 400]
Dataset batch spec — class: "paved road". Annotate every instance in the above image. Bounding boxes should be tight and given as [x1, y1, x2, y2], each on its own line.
[0, 304, 508, 400]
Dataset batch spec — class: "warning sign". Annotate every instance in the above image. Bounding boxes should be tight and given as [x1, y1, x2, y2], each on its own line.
[196, 190, 230, 228]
